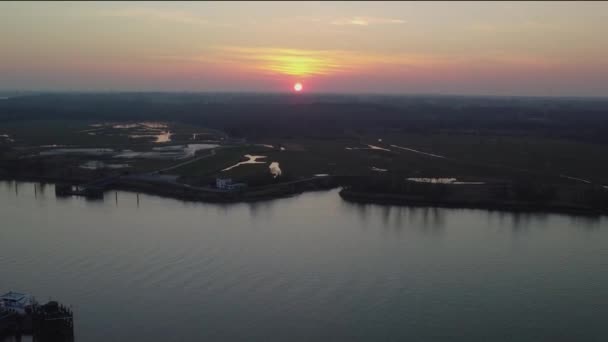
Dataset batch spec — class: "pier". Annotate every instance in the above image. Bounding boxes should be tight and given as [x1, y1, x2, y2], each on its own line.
[0, 292, 74, 340]
[55, 175, 121, 199]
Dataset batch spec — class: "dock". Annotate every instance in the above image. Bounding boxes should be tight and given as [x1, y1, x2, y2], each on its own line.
[55, 175, 121, 199]
[0, 292, 74, 340]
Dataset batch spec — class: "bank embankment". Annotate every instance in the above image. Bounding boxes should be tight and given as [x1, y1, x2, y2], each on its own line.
[339, 187, 608, 216]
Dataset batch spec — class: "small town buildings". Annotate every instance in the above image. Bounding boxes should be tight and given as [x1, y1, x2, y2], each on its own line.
[216, 178, 247, 191]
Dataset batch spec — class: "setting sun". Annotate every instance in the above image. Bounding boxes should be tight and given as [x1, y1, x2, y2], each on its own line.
[2, 2, 608, 341]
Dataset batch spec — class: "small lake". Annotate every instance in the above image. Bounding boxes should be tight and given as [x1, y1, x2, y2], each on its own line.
[1, 181, 607, 341]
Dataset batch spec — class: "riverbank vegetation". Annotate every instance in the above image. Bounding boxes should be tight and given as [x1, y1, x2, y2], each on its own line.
[1, 93, 607, 213]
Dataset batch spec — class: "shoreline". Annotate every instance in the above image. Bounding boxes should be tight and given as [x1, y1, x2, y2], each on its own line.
[0, 174, 339, 204]
[339, 188, 608, 217]
[113, 179, 338, 204]
[2, 175, 607, 217]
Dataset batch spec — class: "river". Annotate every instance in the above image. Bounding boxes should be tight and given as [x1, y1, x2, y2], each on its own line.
[1, 181, 607, 341]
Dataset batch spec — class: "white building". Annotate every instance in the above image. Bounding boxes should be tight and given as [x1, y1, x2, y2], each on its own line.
[216, 177, 233, 190]
[216, 178, 247, 191]
[0, 292, 36, 315]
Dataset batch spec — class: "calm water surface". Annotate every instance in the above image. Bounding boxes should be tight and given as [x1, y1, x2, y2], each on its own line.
[1, 181, 607, 341]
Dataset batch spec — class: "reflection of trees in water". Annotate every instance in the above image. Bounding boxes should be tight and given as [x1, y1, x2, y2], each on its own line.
[2, 181, 51, 198]
[248, 200, 276, 220]
[3, 180, 14, 194]
[354, 203, 370, 227]
[394, 205, 404, 230]
[418, 207, 445, 233]
[486, 209, 602, 234]
[215, 202, 232, 217]
[568, 215, 603, 230]
[486, 210, 544, 233]
[341, 201, 446, 235]
[39, 182, 47, 195]
[512, 212, 531, 231]
[380, 205, 391, 228]
[494, 210, 507, 227]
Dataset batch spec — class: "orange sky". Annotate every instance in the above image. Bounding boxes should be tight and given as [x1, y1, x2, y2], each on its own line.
[1, 1, 607, 96]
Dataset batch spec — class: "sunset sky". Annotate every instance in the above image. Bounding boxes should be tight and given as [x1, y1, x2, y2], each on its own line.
[1, 1, 607, 96]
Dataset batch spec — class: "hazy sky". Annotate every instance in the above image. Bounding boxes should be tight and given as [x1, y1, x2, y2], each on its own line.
[1, 1, 607, 96]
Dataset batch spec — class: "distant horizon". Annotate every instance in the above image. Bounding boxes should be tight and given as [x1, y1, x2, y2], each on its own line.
[2, 89, 608, 100]
[2, 2, 608, 97]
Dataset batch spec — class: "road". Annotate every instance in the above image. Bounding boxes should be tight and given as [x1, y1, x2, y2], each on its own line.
[155, 148, 217, 173]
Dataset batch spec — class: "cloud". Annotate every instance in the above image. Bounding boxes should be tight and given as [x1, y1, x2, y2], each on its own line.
[156, 46, 451, 77]
[330, 16, 406, 26]
[468, 20, 560, 34]
[153, 45, 565, 79]
[99, 8, 208, 25]
[213, 47, 348, 76]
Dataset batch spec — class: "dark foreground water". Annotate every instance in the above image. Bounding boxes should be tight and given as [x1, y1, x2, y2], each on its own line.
[1, 181, 607, 342]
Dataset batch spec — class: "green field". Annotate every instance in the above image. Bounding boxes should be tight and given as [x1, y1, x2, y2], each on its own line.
[2, 120, 608, 188]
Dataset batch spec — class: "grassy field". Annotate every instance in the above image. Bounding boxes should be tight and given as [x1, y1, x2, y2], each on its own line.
[374, 133, 608, 184]
[3, 120, 608, 188]
[170, 132, 608, 188]
[0, 119, 226, 176]
[0, 120, 224, 147]
[171, 146, 257, 177]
